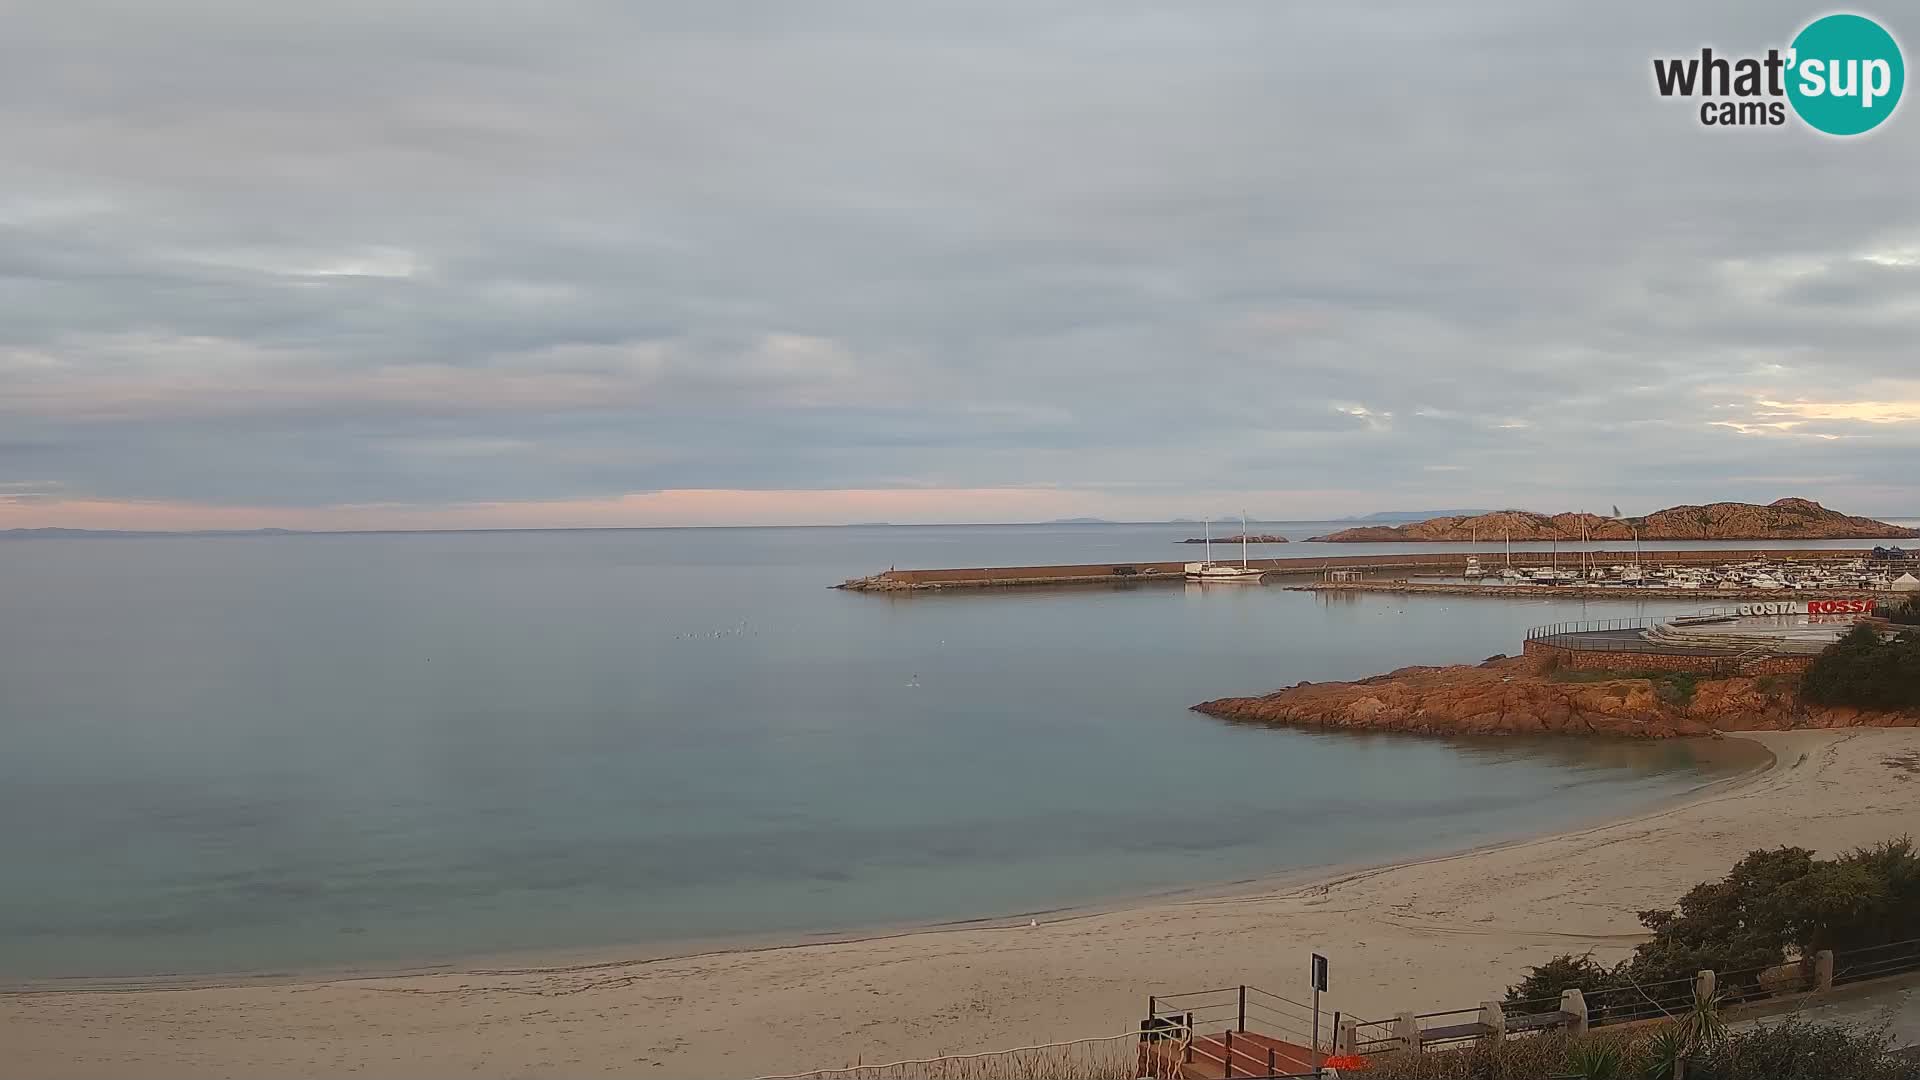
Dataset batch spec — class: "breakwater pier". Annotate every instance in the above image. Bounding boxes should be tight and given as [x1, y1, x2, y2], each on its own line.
[835, 548, 1885, 592]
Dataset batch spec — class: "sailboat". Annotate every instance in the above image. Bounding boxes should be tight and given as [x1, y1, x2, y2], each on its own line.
[1464, 528, 1486, 578]
[1185, 513, 1267, 583]
[1499, 528, 1525, 580]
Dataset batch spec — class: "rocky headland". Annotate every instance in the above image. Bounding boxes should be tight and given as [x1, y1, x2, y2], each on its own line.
[1192, 655, 1919, 738]
[1306, 498, 1918, 543]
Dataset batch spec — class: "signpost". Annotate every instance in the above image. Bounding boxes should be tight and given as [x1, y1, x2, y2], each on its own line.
[1312, 953, 1329, 1076]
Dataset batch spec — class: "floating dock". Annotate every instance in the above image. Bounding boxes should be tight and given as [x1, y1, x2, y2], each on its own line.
[835, 549, 1883, 592]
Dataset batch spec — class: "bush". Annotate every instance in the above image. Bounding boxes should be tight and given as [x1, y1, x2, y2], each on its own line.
[1713, 1018, 1914, 1080]
[1505, 952, 1613, 1013]
[1509, 838, 1920, 1014]
[1543, 668, 1700, 705]
[1358, 1019, 1910, 1080]
[1801, 625, 1920, 710]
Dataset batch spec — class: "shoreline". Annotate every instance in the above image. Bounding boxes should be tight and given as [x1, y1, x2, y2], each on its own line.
[8, 729, 1916, 1079]
[0, 736, 1771, 996]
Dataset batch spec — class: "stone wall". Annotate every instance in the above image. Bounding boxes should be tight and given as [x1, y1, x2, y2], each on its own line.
[1522, 638, 1815, 676]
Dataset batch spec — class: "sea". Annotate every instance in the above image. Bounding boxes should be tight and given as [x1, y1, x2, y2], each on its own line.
[3, 520, 1910, 983]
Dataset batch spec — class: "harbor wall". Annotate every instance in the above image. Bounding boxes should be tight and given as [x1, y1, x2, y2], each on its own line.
[842, 548, 1882, 591]
[1522, 639, 1816, 676]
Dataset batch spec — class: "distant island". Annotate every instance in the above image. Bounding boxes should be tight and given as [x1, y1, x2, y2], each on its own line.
[1345, 509, 1490, 522]
[1306, 498, 1920, 542]
[1181, 534, 1289, 544]
[0, 527, 303, 540]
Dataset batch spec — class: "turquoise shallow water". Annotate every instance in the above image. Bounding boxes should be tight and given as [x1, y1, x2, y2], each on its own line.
[0, 523, 1838, 981]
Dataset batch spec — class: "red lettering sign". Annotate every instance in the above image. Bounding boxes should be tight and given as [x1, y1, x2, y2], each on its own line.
[1807, 599, 1872, 615]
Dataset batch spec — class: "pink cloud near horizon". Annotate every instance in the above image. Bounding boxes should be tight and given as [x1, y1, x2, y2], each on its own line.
[0, 486, 1391, 532]
[0, 488, 1106, 532]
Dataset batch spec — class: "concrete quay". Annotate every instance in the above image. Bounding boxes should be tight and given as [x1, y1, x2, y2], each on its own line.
[835, 549, 1881, 592]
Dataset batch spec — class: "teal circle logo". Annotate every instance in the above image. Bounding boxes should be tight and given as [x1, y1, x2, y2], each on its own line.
[1787, 13, 1904, 135]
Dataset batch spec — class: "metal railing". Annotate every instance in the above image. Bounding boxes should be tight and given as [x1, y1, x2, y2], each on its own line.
[1525, 617, 1668, 641]
[1410, 1006, 1491, 1049]
[1349, 1017, 1401, 1056]
[1145, 984, 1333, 1078]
[1500, 993, 1568, 1019]
[1146, 986, 1323, 1049]
[1586, 973, 1703, 1028]
[1834, 936, 1920, 986]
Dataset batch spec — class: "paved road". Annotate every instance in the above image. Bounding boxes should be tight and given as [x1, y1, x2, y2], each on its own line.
[1732, 975, 1920, 1050]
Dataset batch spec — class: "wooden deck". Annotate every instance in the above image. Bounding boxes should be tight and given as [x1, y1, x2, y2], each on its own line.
[1142, 1028, 1319, 1078]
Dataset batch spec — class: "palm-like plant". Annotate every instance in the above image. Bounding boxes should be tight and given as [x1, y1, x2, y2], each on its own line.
[1567, 1039, 1625, 1080]
[1639, 988, 1727, 1080]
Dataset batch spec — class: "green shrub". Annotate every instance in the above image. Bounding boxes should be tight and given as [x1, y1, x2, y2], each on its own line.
[1510, 838, 1920, 1015]
[1565, 1038, 1625, 1080]
[1709, 1018, 1915, 1080]
[1801, 625, 1920, 710]
[1357, 1020, 1908, 1080]
[1505, 952, 1614, 1013]
[1543, 668, 1699, 705]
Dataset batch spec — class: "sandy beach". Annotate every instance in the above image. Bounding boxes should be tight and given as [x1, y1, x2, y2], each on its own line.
[5, 728, 1918, 1079]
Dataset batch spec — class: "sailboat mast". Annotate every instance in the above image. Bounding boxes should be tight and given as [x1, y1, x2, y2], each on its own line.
[1205, 518, 1212, 565]
[1241, 511, 1249, 569]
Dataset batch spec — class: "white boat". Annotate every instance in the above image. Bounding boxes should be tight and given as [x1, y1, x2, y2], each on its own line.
[1185, 514, 1266, 583]
[1464, 556, 1486, 578]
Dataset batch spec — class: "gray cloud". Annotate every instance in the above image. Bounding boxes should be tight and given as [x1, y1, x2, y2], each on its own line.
[2, 0, 1917, 521]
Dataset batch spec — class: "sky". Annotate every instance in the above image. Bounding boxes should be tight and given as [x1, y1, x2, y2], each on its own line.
[2, 0, 1917, 530]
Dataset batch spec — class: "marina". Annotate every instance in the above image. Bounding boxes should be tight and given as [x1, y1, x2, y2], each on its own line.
[837, 548, 1919, 593]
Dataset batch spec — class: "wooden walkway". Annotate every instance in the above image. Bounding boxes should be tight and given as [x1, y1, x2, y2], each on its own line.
[1143, 1028, 1319, 1078]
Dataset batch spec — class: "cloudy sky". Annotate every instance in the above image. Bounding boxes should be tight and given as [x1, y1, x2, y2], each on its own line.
[2, 0, 1916, 529]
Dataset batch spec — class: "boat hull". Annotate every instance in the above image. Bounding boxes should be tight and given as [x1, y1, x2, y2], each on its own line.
[1184, 562, 1267, 583]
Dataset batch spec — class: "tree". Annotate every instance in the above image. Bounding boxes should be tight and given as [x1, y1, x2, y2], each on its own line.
[1800, 625, 1920, 710]
[1505, 952, 1615, 1013]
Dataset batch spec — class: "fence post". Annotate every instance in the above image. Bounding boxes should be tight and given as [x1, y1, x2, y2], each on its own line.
[1268, 1046, 1277, 1077]
[1815, 950, 1834, 992]
[1238, 984, 1247, 1033]
[1479, 1000, 1506, 1039]
[1695, 969, 1716, 1004]
[1223, 1029, 1234, 1078]
[1560, 988, 1589, 1036]
[1337, 1016, 1359, 1055]
[1394, 1011, 1420, 1054]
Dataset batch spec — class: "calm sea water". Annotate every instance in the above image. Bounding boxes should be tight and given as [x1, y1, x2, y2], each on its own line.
[7, 521, 1902, 982]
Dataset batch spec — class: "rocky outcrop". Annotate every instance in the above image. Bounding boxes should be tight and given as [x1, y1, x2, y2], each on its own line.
[1181, 534, 1289, 544]
[1307, 498, 1919, 543]
[1192, 656, 1920, 738]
